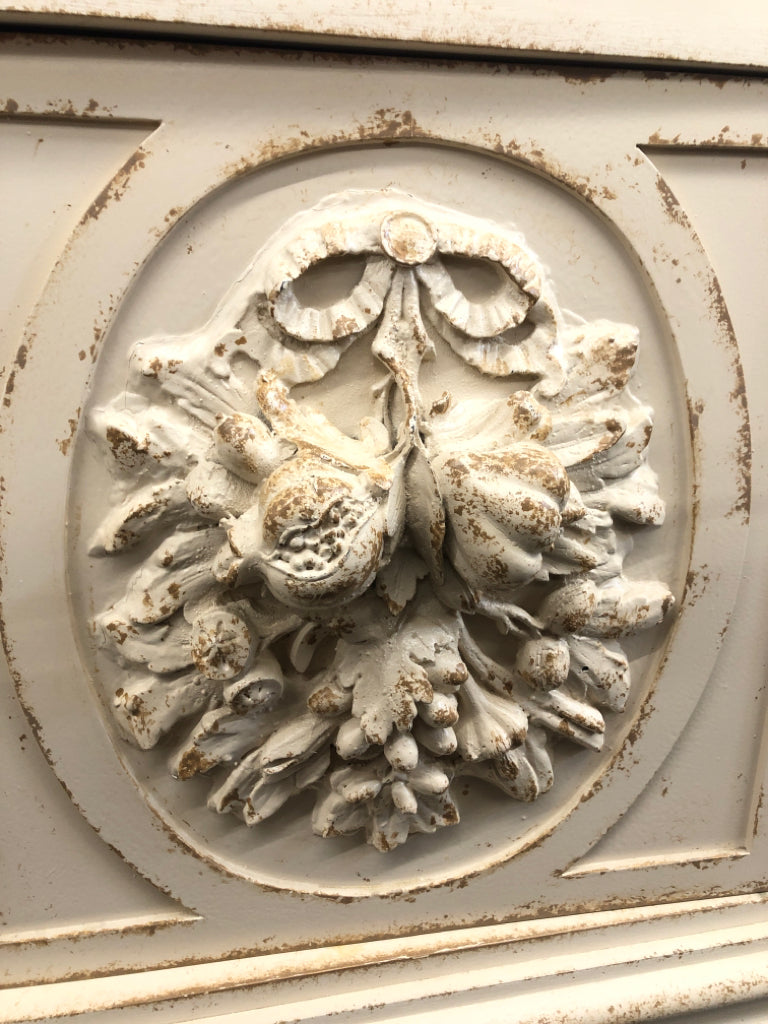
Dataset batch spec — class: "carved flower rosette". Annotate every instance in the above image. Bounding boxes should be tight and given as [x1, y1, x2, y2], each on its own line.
[89, 190, 673, 853]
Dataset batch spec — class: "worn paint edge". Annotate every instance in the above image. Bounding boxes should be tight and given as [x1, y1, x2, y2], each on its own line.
[0, 909, 201, 952]
[1, 9, 768, 73]
[562, 845, 750, 878]
[2, 892, 768, 1018]
[180, 948, 768, 1024]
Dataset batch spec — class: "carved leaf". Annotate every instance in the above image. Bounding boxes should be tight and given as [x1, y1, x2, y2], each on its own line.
[322, 609, 464, 745]
[89, 401, 201, 476]
[546, 409, 627, 468]
[529, 685, 606, 736]
[425, 391, 552, 458]
[342, 638, 434, 745]
[207, 712, 337, 814]
[255, 372, 391, 478]
[458, 628, 605, 750]
[113, 669, 214, 750]
[460, 726, 553, 800]
[540, 576, 674, 639]
[97, 609, 193, 674]
[581, 579, 674, 639]
[375, 549, 429, 615]
[185, 459, 259, 520]
[554, 320, 639, 406]
[241, 749, 331, 825]
[255, 713, 337, 775]
[454, 676, 527, 761]
[90, 479, 193, 555]
[521, 703, 604, 751]
[543, 525, 610, 577]
[581, 527, 633, 585]
[591, 403, 654, 479]
[131, 333, 252, 428]
[312, 786, 372, 839]
[122, 528, 223, 624]
[170, 705, 282, 781]
[589, 462, 666, 525]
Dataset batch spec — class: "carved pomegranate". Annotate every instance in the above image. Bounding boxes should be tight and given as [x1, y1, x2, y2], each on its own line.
[223, 454, 392, 608]
[435, 441, 571, 596]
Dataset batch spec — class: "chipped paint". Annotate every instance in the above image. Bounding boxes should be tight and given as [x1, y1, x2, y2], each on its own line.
[81, 148, 147, 223]
[4, 891, 768, 1018]
[2, 341, 31, 410]
[727, 368, 752, 520]
[56, 406, 81, 455]
[0, 39, 763, 1012]
[654, 176, 688, 226]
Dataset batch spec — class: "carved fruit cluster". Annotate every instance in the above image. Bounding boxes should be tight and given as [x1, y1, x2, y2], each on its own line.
[89, 190, 672, 851]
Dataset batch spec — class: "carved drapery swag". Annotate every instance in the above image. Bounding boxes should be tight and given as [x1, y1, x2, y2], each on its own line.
[90, 190, 672, 852]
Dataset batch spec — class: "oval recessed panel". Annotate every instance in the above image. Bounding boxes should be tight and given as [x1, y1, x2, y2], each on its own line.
[66, 142, 688, 896]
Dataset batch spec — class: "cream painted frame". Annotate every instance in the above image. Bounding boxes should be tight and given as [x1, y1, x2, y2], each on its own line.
[1, 20, 767, 1024]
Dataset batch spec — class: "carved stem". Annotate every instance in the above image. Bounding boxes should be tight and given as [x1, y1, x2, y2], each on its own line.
[371, 268, 433, 456]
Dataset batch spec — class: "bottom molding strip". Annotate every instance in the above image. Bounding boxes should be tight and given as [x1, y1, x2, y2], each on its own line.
[2, 891, 768, 1022]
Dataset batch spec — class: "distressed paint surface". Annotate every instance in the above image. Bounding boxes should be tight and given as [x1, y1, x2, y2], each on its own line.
[1, 0, 768, 70]
[0, 35, 762, 1017]
[88, 190, 672, 851]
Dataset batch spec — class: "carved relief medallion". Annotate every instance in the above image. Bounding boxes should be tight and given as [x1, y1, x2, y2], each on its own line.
[88, 190, 673, 852]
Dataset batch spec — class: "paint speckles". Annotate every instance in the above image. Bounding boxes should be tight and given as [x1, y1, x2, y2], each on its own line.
[3, 343, 30, 409]
[654, 177, 687, 226]
[82, 149, 147, 224]
[727, 358, 751, 521]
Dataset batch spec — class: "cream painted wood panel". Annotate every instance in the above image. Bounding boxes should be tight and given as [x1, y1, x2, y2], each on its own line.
[1, 0, 768, 69]
[1, 31, 767, 1024]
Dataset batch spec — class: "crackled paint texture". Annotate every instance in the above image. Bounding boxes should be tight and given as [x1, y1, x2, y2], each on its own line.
[89, 190, 673, 852]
